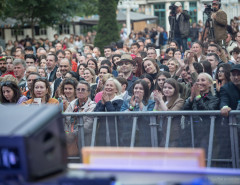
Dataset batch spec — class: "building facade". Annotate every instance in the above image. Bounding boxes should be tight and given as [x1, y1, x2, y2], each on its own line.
[134, 0, 240, 32]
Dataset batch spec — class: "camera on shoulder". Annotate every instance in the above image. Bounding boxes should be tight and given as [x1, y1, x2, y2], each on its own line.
[169, 4, 177, 16]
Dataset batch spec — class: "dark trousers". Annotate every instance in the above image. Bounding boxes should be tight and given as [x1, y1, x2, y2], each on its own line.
[174, 37, 188, 52]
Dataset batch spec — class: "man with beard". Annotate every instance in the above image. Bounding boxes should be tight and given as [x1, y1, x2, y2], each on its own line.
[0, 56, 7, 76]
[211, 0, 227, 46]
[115, 54, 138, 96]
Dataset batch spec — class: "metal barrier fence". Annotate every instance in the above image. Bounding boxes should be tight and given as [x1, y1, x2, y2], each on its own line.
[63, 111, 240, 168]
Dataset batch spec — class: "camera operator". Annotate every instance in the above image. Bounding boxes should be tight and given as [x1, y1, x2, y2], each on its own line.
[169, 2, 190, 52]
[211, 0, 227, 46]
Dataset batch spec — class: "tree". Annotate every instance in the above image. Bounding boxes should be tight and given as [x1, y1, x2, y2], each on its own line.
[94, 0, 120, 53]
[4, 0, 77, 39]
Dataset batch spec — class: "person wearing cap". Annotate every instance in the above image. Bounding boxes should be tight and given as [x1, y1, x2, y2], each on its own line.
[169, 2, 190, 52]
[116, 53, 138, 96]
[220, 64, 240, 116]
[211, 0, 227, 46]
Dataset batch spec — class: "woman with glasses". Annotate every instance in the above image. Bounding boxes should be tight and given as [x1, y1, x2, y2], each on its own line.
[215, 63, 231, 97]
[22, 77, 59, 105]
[65, 81, 96, 152]
[0, 80, 28, 104]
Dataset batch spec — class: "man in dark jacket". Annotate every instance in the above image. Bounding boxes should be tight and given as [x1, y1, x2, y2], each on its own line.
[211, 0, 227, 46]
[170, 2, 190, 52]
[220, 64, 240, 116]
[116, 54, 138, 96]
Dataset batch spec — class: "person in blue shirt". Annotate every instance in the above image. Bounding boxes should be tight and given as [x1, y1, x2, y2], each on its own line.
[120, 79, 155, 147]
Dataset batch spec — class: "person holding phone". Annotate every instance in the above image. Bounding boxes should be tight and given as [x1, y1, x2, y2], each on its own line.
[22, 77, 59, 105]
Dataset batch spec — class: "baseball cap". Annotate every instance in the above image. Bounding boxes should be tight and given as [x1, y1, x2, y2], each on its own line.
[230, 64, 240, 72]
[174, 2, 182, 7]
[212, 0, 220, 5]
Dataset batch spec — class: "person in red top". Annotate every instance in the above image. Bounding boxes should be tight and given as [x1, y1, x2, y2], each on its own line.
[64, 49, 77, 72]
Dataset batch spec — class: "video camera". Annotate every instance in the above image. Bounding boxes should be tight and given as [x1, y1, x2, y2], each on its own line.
[203, 4, 213, 17]
[169, 4, 177, 16]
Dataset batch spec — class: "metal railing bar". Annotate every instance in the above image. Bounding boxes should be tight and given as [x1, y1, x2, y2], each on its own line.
[63, 110, 240, 117]
[190, 116, 194, 148]
[150, 116, 158, 147]
[229, 115, 236, 168]
[115, 116, 119, 147]
[233, 116, 239, 168]
[130, 117, 138, 147]
[90, 117, 98, 147]
[105, 116, 111, 146]
[165, 116, 172, 148]
[207, 116, 215, 167]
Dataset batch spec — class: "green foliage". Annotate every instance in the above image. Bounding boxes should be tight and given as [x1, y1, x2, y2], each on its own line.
[3, 0, 77, 37]
[76, 0, 98, 16]
[0, 0, 8, 17]
[94, 0, 119, 53]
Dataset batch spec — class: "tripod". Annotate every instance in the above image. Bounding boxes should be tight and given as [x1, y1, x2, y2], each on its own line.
[201, 14, 215, 43]
[169, 15, 176, 42]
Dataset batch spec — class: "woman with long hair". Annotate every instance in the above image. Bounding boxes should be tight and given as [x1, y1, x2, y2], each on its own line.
[133, 57, 143, 77]
[58, 78, 78, 111]
[120, 79, 155, 146]
[83, 67, 97, 100]
[22, 78, 59, 105]
[0, 80, 27, 104]
[215, 63, 231, 96]
[154, 71, 171, 92]
[87, 58, 99, 75]
[142, 57, 159, 82]
[153, 78, 184, 147]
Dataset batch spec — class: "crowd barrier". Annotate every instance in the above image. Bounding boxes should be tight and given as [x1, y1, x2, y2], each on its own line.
[62, 111, 240, 168]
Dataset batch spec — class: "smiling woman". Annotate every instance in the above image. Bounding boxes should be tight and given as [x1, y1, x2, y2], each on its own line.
[94, 78, 123, 146]
[120, 79, 155, 146]
[142, 58, 160, 82]
[183, 73, 219, 152]
[22, 78, 59, 105]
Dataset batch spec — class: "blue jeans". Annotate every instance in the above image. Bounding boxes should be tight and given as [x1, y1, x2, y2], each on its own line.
[174, 37, 188, 52]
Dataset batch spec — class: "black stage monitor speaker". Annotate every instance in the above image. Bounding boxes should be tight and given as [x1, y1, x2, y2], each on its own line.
[0, 105, 67, 181]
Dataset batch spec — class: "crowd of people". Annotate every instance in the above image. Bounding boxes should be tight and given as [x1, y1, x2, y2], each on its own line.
[0, 7, 240, 152]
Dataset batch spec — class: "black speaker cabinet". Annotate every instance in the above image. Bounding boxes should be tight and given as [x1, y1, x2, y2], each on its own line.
[0, 105, 67, 181]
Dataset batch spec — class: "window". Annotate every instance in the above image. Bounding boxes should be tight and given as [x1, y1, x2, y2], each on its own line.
[189, 2, 197, 24]
[35, 27, 47, 36]
[59, 24, 70, 35]
[11, 29, 24, 36]
[154, 3, 166, 29]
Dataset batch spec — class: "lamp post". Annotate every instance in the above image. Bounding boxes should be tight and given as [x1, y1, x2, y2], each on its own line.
[117, 0, 139, 36]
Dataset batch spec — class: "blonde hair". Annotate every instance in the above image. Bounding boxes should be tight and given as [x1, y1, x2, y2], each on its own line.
[167, 57, 179, 70]
[198, 72, 215, 95]
[84, 67, 96, 83]
[105, 77, 122, 95]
